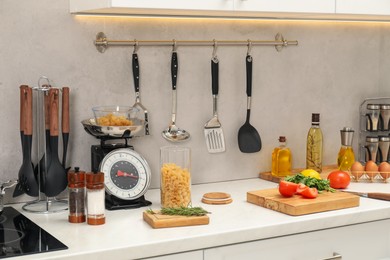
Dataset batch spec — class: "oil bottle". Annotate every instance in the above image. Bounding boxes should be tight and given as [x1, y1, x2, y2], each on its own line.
[306, 113, 323, 173]
[271, 136, 292, 177]
[337, 127, 355, 170]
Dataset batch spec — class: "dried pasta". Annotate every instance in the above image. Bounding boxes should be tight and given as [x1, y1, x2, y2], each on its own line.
[97, 113, 133, 126]
[160, 163, 191, 208]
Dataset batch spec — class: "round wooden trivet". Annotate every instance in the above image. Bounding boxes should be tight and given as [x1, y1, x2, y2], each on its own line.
[201, 192, 232, 205]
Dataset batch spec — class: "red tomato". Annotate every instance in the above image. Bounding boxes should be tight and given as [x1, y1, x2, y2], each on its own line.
[296, 183, 308, 195]
[300, 187, 318, 199]
[278, 180, 299, 197]
[327, 170, 351, 189]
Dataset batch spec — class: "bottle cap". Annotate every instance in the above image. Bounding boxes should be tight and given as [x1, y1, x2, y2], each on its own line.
[68, 168, 85, 185]
[367, 104, 380, 110]
[86, 172, 104, 184]
[311, 113, 320, 123]
[279, 136, 286, 142]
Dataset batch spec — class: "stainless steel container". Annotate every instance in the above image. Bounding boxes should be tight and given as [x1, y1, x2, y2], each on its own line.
[366, 104, 380, 131]
[365, 136, 379, 162]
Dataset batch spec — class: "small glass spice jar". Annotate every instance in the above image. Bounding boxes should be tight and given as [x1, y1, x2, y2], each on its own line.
[86, 172, 105, 225]
[68, 167, 86, 223]
[160, 146, 191, 208]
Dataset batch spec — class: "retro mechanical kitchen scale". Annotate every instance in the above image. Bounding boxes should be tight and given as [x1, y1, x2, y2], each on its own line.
[82, 115, 152, 210]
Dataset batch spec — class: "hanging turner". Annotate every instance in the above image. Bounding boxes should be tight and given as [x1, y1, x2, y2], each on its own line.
[132, 46, 149, 135]
[204, 43, 225, 153]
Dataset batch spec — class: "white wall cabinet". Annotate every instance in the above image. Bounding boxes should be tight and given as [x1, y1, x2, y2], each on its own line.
[70, 0, 390, 20]
[233, 0, 335, 14]
[336, 0, 390, 16]
[70, 0, 234, 16]
[204, 219, 390, 260]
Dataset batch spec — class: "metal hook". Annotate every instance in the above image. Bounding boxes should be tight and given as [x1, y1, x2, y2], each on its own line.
[133, 40, 139, 54]
[37, 76, 51, 91]
[212, 39, 218, 61]
[172, 39, 177, 52]
[247, 39, 253, 56]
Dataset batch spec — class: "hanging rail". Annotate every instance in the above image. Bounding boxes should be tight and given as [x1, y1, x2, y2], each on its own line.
[94, 32, 298, 53]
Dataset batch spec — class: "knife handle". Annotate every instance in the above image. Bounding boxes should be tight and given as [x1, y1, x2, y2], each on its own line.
[62, 87, 70, 134]
[19, 85, 28, 133]
[44, 89, 50, 130]
[49, 88, 59, 137]
[367, 192, 390, 201]
[24, 87, 33, 136]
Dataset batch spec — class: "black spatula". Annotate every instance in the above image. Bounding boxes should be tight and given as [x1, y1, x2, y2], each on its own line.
[45, 88, 67, 197]
[238, 54, 261, 153]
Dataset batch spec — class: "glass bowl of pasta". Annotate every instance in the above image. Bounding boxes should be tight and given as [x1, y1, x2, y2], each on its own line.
[82, 106, 144, 138]
[92, 105, 138, 126]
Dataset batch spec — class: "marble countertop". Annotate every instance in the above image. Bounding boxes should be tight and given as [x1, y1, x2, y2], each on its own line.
[10, 178, 390, 259]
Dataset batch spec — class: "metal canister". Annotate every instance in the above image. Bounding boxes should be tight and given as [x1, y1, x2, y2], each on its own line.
[379, 136, 390, 162]
[365, 136, 379, 162]
[366, 104, 380, 131]
[380, 104, 390, 131]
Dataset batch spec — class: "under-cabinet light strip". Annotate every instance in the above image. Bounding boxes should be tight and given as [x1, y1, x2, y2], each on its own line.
[94, 32, 298, 53]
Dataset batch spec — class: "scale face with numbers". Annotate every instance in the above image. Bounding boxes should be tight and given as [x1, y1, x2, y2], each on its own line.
[99, 148, 152, 210]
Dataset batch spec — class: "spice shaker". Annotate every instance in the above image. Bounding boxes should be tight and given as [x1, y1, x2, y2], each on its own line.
[378, 136, 390, 162]
[160, 146, 191, 208]
[68, 167, 86, 223]
[366, 104, 380, 131]
[86, 172, 105, 225]
[365, 136, 379, 163]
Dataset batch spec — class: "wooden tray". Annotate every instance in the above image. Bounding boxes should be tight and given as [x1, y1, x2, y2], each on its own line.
[247, 188, 359, 216]
[143, 211, 209, 229]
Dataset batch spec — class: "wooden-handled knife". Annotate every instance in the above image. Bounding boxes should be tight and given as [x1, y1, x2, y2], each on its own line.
[343, 191, 390, 201]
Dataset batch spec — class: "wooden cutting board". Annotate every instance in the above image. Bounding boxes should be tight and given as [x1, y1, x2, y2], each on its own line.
[247, 188, 360, 216]
[143, 211, 209, 229]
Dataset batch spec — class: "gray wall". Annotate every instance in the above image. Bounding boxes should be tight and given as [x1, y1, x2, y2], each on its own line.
[1, 1, 390, 202]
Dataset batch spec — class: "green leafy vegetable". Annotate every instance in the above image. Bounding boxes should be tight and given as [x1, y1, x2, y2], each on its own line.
[147, 206, 210, 216]
[284, 173, 336, 193]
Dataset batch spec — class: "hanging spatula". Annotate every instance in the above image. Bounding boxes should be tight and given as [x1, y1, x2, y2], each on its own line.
[132, 52, 150, 135]
[204, 57, 225, 153]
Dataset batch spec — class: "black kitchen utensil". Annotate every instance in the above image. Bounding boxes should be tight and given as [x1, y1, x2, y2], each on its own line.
[162, 50, 190, 142]
[34, 92, 51, 193]
[62, 87, 69, 168]
[45, 88, 67, 197]
[13, 86, 29, 197]
[132, 53, 150, 135]
[238, 54, 262, 153]
[15, 86, 39, 197]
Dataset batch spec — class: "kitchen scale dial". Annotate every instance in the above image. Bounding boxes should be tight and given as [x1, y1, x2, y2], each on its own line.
[99, 148, 152, 210]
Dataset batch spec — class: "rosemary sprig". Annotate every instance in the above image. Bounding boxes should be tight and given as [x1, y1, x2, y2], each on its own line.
[146, 206, 210, 216]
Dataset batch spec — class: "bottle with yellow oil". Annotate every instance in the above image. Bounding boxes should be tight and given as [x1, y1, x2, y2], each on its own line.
[337, 127, 355, 171]
[271, 136, 292, 177]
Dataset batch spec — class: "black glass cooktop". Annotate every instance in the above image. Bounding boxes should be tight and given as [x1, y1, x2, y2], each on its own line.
[0, 207, 67, 258]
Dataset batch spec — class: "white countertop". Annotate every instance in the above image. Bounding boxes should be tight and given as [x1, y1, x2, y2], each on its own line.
[10, 178, 390, 259]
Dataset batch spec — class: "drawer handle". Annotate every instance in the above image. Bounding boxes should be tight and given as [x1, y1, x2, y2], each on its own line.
[320, 252, 342, 260]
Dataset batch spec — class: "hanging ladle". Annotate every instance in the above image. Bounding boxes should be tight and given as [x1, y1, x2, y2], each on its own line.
[162, 41, 190, 142]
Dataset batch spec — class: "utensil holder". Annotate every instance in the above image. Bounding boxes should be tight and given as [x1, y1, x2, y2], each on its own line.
[22, 77, 67, 213]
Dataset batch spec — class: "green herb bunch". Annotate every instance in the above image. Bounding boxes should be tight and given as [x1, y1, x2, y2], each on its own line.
[284, 173, 336, 193]
[147, 206, 210, 216]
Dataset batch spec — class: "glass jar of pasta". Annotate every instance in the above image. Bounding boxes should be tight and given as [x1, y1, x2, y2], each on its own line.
[160, 146, 191, 208]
